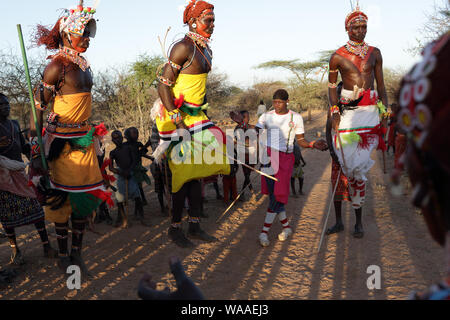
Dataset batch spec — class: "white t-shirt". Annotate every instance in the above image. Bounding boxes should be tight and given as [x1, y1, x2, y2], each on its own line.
[256, 110, 304, 153]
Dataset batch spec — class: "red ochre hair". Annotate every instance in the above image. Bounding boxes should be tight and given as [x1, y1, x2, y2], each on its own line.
[34, 18, 63, 51]
[183, 0, 214, 25]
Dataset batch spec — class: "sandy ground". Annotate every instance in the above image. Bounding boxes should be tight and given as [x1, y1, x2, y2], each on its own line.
[0, 110, 445, 300]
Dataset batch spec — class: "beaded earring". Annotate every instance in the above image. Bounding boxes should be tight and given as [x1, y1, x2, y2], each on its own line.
[192, 23, 197, 28]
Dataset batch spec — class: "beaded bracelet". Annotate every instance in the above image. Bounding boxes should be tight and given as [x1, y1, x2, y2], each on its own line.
[157, 75, 174, 87]
[30, 137, 41, 159]
[330, 105, 340, 114]
[309, 140, 315, 149]
[328, 82, 338, 89]
[168, 109, 183, 125]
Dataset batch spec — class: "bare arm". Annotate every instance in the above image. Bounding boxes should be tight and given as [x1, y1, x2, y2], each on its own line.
[296, 134, 327, 151]
[374, 48, 388, 107]
[157, 42, 191, 114]
[328, 54, 340, 108]
[30, 61, 61, 137]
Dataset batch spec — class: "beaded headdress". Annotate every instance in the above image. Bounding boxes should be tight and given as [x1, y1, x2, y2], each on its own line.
[59, 1, 99, 38]
[345, 1, 368, 31]
[183, 0, 214, 25]
[397, 33, 449, 153]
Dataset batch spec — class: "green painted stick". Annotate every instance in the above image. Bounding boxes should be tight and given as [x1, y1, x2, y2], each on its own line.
[17, 24, 48, 171]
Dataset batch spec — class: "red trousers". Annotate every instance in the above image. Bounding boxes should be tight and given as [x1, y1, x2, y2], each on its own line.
[222, 176, 237, 202]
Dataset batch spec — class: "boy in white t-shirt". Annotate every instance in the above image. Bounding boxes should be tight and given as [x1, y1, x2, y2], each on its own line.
[255, 89, 328, 247]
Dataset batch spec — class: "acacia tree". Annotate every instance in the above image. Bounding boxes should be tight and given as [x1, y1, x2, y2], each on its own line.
[410, 0, 450, 54]
[0, 49, 46, 128]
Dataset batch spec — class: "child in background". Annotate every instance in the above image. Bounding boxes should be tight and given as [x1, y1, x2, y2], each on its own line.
[291, 142, 306, 197]
[109, 130, 144, 227]
[124, 127, 151, 206]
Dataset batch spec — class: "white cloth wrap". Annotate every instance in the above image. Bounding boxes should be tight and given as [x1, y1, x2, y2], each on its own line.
[332, 89, 380, 181]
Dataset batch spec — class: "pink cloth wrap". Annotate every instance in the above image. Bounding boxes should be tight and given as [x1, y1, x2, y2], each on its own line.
[0, 168, 37, 199]
[260, 148, 295, 204]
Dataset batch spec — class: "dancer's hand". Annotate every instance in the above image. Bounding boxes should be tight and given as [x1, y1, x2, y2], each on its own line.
[332, 113, 341, 131]
[312, 139, 328, 151]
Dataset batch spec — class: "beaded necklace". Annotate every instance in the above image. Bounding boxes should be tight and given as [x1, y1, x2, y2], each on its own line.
[345, 40, 369, 60]
[56, 47, 90, 72]
[186, 31, 210, 49]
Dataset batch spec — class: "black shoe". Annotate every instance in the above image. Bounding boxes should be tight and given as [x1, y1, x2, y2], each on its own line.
[326, 223, 344, 235]
[187, 223, 218, 242]
[168, 227, 195, 248]
[353, 224, 364, 238]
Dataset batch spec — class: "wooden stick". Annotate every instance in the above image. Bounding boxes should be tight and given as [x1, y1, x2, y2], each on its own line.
[317, 168, 341, 253]
[191, 138, 278, 182]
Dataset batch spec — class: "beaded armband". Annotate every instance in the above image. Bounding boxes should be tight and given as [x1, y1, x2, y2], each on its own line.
[330, 105, 340, 114]
[157, 75, 174, 87]
[30, 137, 41, 159]
[328, 82, 338, 89]
[41, 81, 56, 93]
[329, 69, 339, 73]
[168, 109, 183, 125]
[168, 60, 182, 71]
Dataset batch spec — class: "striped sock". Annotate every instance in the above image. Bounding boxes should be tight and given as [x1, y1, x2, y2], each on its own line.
[261, 210, 277, 234]
[278, 211, 291, 229]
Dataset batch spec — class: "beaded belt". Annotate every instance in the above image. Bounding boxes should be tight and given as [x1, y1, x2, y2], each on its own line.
[46, 112, 88, 132]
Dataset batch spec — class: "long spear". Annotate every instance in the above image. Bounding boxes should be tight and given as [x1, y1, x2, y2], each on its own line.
[17, 24, 48, 172]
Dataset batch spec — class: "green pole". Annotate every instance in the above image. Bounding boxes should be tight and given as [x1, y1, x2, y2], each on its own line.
[17, 24, 48, 171]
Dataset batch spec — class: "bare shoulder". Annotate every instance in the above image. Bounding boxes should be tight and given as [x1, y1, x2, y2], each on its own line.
[169, 38, 194, 62]
[42, 60, 63, 84]
[371, 46, 382, 58]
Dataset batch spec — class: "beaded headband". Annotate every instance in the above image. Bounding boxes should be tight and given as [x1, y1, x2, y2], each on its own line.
[59, 1, 99, 38]
[345, 2, 368, 31]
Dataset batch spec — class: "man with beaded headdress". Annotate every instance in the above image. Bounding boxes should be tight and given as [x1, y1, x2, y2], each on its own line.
[152, 0, 230, 248]
[31, 0, 112, 275]
[326, 2, 388, 238]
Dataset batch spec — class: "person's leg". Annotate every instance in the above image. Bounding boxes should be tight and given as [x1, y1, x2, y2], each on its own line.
[326, 201, 344, 234]
[135, 197, 144, 220]
[291, 178, 297, 196]
[223, 177, 230, 205]
[34, 220, 57, 258]
[3, 227, 24, 265]
[259, 177, 278, 247]
[157, 192, 166, 214]
[353, 207, 364, 238]
[187, 180, 217, 242]
[114, 202, 125, 227]
[54, 222, 71, 270]
[139, 183, 148, 206]
[70, 217, 90, 276]
[299, 177, 304, 195]
[169, 184, 194, 248]
[213, 182, 222, 200]
[231, 177, 238, 201]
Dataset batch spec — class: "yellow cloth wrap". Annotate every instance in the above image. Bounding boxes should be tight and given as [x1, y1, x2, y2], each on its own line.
[168, 129, 230, 193]
[48, 142, 102, 190]
[45, 92, 104, 221]
[45, 198, 72, 223]
[172, 73, 207, 105]
[52, 92, 92, 135]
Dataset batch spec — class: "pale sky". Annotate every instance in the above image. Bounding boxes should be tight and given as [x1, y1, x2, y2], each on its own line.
[0, 0, 443, 87]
